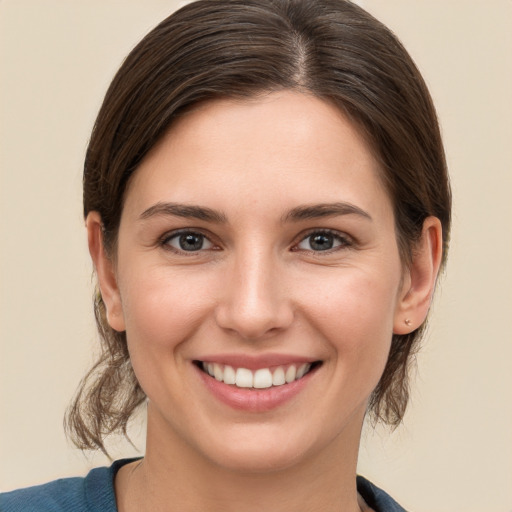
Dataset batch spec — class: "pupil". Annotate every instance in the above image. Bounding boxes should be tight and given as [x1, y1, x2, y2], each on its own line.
[179, 233, 203, 251]
[310, 234, 333, 251]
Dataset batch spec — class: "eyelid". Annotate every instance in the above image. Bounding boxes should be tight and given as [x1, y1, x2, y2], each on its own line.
[159, 228, 219, 253]
[157, 227, 354, 255]
[292, 228, 354, 252]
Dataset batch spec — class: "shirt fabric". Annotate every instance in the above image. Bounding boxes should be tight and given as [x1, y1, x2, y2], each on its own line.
[0, 459, 407, 511]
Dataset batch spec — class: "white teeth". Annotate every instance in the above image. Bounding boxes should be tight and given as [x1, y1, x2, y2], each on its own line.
[272, 366, 286, 386]
[253, 368, 273, 389]
[213, 363, 223, 381]
[296, 363, 310, 379]
[235, 368, 253, 388]
[285, 365, 296, 383]
[223, 365, 236, 385]
[201, 361, 314, 388]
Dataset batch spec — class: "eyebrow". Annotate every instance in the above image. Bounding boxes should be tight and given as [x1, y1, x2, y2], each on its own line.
[139, 202, 228, 223]
[282, 202, 372, 222]
[138, 201, 371, 224]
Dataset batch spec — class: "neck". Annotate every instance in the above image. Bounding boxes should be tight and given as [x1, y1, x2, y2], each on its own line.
[117, 406, 366, 512]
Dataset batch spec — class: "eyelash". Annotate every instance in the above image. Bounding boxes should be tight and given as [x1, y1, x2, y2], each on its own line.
[293, 229, 354, 253]
[160, 229, 216, 255]
[159, 228, 353, 255]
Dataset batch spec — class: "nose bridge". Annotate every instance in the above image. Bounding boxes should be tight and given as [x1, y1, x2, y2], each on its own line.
[215, 243, 292, 340]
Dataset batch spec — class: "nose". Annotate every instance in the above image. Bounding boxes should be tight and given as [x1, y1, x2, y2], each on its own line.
[214, 249, 294, 341]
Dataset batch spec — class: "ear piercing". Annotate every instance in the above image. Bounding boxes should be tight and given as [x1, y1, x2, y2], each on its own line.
[404, 318, 412, 326]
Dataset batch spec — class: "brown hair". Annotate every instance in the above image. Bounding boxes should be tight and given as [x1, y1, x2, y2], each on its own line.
[66, 0, 451, 454]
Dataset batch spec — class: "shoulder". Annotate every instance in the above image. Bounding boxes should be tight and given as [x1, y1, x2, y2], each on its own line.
[357, 476, 408, 512]
[0, 459, 135, 512]
[0, 476, 89, 512]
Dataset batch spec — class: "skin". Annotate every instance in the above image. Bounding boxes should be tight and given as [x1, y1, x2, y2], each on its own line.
[87, 91, 442, 512]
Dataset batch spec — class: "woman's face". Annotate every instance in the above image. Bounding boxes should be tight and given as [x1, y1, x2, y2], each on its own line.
[101, 91, 413, 472]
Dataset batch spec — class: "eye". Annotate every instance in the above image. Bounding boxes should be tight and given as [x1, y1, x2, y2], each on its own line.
[296, 230, 351, 252]
[163, 231, 214, 252]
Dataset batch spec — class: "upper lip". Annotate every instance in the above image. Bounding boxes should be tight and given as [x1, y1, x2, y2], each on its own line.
[195, 353, 320, 370]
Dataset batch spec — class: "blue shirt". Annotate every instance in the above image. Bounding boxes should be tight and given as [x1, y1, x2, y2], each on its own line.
[0, 459, 407, 511]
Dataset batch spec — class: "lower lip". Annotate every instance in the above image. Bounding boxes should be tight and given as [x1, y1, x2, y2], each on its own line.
[196, 365, 317, 412]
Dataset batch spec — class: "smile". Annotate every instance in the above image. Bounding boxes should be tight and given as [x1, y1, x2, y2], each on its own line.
[194, 358, 322, 412]
[199, 361, 317, 389]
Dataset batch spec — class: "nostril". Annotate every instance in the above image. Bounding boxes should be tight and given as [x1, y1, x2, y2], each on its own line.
[214, 303, 294, 341]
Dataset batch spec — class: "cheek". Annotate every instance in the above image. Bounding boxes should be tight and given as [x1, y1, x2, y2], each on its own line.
[120, 266, 212, 342]
[117, 267, 218, 391]
[298, 266, 400, 371]
[117, 274, 216, 416]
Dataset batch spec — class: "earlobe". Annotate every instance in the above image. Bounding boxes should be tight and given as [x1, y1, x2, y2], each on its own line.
[393, 217, 443, 334]
[86, 212, 126, 332]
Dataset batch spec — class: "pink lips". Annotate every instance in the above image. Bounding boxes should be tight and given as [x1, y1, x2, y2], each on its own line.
[194, 354, 319, 412]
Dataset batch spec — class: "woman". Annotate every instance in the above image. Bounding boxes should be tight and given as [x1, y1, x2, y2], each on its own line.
[0, 0, 450, 510]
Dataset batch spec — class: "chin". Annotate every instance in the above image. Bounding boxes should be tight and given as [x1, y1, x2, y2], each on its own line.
[195, 423, 326, 474]
[208, 443, 308, 474]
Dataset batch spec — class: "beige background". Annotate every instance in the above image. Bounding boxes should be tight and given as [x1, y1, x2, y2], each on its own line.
[1, 1, 511, 510]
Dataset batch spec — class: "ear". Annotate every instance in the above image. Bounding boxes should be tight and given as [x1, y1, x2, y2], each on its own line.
[86, 212, 126, 332]
[393, 216, 443, 334]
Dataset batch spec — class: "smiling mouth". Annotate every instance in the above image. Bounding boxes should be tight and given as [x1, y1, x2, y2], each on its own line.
[195, 361, 322, 389]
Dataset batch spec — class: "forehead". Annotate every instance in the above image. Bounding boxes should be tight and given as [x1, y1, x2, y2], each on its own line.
[123, 91, 391, 221]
